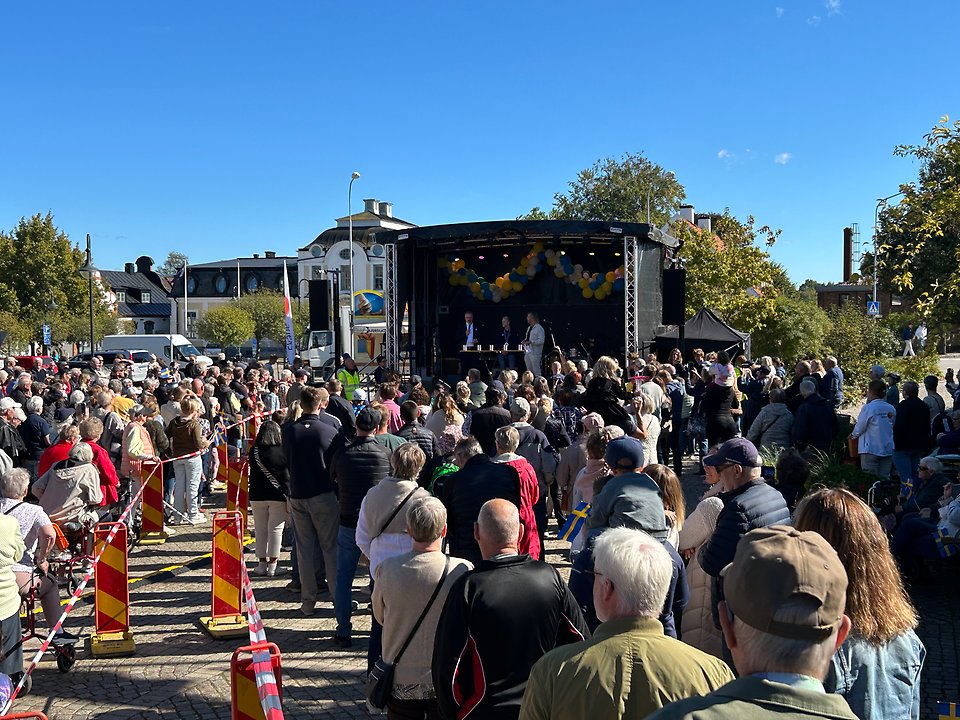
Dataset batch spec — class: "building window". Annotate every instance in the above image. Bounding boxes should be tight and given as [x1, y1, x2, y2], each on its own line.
[116, 290, 126, 303]
[215, 275, 228, 294]
[187, 311, 198, 337]
[373, 264, 384, 291]
[142, 291, 151, 303]
[246, 275, 260, 293]
[891, 295, 902, 307]
[340, 264, 351, 292]
[839, 293, 850, 306]
[187, 276, 197, 294]
[144, 320, 155, 334]
[339, 247, 352, 261]
[312, 266, 324, 280]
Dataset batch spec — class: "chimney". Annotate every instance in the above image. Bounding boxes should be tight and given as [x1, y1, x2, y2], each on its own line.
[379, 201, 393, 218]
[124, 262, 135, 274]
[843, 227, 853, 282]
[678, 205, 695, 224]
[265, 251, 276, 259]
[696, 215, 712, 233]
[363, 198, 380, 215]
[253, 253, 260, 259]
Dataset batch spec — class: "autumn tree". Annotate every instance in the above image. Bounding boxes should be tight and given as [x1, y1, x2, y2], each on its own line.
[196, 305, 256, 350]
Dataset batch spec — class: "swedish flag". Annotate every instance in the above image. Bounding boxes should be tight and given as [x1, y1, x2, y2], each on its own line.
[934, 528, 958, 559]
[159, 367, 172, 380]
[557, 501, 590, 542]
[900, 477, 915, 502]
[939, 701, 959, 719]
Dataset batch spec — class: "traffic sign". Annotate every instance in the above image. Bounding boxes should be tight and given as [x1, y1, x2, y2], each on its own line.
[42, 324, 51, 345]
[866, 300, 880, 317]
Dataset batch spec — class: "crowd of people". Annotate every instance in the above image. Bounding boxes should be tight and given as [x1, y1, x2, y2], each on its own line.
[0, 344, 956, 718]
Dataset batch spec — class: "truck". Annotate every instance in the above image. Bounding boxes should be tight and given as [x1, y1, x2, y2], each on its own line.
[99, 334, 212, 368]
[303, 305, 386, 377]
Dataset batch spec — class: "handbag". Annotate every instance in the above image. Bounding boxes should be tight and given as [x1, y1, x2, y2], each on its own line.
[365, 557, 451, 709]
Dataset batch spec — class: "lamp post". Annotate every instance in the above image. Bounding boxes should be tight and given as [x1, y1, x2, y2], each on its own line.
[348, 171, 361, 329]
[77, 234, 98, 354]
[873, 191, 905, 306]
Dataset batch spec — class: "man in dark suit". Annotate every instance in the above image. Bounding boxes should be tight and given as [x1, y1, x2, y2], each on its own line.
[497, 315, 518, 371]
[460, 311, 481, 376]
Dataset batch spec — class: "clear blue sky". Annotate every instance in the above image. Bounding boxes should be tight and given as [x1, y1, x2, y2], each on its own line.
[1, 1, 955, 285]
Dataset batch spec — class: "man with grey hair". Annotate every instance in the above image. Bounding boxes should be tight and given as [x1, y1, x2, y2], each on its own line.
[792, 378, 838, 455]
[649, 526, 857, 719]
[18, 395, 52, 479]
[372, 497, 472, 719]
[434, 499, 589, 720]
[820, 356, 844, 410]
[522, 527, 734, 720]
[510, 397, 559, 540]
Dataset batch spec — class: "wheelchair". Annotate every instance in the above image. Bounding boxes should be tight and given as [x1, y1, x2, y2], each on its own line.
[47, 519, 97, 596]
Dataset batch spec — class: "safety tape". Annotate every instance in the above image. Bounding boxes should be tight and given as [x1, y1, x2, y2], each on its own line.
[0, 479, 148, 714]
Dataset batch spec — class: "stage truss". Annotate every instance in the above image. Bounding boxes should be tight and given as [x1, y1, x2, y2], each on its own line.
[384, 238, 400, 370]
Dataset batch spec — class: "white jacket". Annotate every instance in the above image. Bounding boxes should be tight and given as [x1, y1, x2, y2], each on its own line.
[852, 399, 896, 457]
[677, 496, 724, 659]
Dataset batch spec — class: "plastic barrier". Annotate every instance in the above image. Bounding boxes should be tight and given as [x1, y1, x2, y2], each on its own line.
[90, 522, 135, 657]
[231, 643, 282, 720]
[200, 510, 248, 639]
[226, 459, 251, 541]
[138, 460, 168, 545]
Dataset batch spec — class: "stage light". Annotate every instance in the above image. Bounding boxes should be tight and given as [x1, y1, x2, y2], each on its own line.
[588, 252, 595, 256]
[478, 255, 485, 260]
[614, 252, 621, 257]
[503, 253, 509, 258]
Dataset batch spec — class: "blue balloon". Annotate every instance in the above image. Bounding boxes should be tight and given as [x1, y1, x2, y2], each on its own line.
[467, 272, 478, 283]
[613, 278, 624, 291]
[457, 268, 467, 276]
[483, 287, 493, 300]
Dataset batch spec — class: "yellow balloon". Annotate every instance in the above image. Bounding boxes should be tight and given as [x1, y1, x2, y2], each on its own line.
[582, 288, 594, 299]
[578, 278, 589, 289]
[470, 282, 481, 293]
[602, 282, 613, 293]
[512, 281, 523, 292]
[605, 271, 616, 283]
[595, 290, 606, 300]
[546, 256, 557, 267]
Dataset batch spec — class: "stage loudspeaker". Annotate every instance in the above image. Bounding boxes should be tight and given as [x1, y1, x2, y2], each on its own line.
[309, 280, 331, 331]
[662, 269, 686, 325]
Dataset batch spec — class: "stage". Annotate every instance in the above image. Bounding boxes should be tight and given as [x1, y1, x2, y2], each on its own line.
[374, 220, 679, 380]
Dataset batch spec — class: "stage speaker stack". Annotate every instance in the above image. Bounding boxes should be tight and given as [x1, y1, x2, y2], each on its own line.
[662, 269, 686, 325]
[308, 279, 331, 331]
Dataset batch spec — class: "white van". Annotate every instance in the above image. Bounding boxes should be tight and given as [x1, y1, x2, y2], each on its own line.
[100, 334, 212, 368]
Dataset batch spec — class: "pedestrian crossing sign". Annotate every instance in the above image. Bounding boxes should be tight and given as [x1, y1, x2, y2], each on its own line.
[866, 300, 880, 316]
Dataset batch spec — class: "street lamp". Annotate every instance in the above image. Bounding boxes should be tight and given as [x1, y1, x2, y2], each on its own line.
[348, 171, 361, 328]
[873, 191, 905, 306]
[77, 233, 97, 355]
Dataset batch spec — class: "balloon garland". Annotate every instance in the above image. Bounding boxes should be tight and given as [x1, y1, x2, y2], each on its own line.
[438, 242, 626, 303]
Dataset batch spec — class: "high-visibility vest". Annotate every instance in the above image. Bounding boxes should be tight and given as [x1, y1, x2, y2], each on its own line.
[337, 367, 361, 396]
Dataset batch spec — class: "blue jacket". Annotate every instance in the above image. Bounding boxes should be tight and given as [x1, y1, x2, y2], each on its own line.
[282, 413, 343, 499]
[821, 366, 845, 409]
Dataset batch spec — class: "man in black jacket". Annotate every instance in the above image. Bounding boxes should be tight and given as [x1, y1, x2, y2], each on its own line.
[892, 380, 932, 484]
[433, 499, 589, 720]
[329, 406, 391, 646]
[791, 379, 838, 455]
[325, 378, 357, 439]
[440, 437, 521, 566]
[395, 400, 439, 461]
[283, 386, 344, 618]
[469, 388, 512, 456]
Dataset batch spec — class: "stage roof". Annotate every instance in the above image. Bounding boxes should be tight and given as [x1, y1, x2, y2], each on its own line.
[373, 219, 678, 249]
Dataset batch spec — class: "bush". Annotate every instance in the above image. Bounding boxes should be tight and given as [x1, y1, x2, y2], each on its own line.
[883, 352, 941, 383]
[825, 304, 899, 403]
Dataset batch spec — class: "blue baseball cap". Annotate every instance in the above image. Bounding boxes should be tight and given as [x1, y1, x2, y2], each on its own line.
[604, 437, 645, 471]
[703, 437, 761, 468]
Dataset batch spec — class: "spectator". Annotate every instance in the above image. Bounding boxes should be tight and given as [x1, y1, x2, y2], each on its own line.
[644, 464, 685, 550]
[850, 380, 896, 479]
[372, 497, 472, 720]
[820, 356, 845, 410]
[493, 425, 541, 560]
[330, 405, 392, 647]
[379, 383, 403, 434]
[890, 478, 960, 579]
[578, 356, 633, 435]
[520, 528, 734, 720]
[556, 412, 605, 514]
[701, 368, 737, 448]
[649, 526, 857, 720]
[784, 360, 813, 414]
[510, 397, 560, 541]
[0, 485, 25, 681]
[433, 499, 590, 720]
[466, 388, 512, 456]
[922, 374, 945, 423]
[395, 401, 440, 461]
[249, 420, 288, 577]
[893, 381, 932, 486]
[424, 392, 464, 438]
[166, 396, 210, 524]
[33, 441, 103, 527]
[438, 437, 521, 566]
[80, 417, 120, 505]
[369, 402, 406, 453]
[884, 372, 901, 407]
[325, 379, 358, 439]
[792, 379, 838, 455]
[18, 395, 52, 479]
[794, 488, 924, 720]
[37, 424, 80, 478]
[0, 398, 27, 468]
[745, 387, 793, 454]
[283, 386, 344, 617]
[773, 447, 810, 513]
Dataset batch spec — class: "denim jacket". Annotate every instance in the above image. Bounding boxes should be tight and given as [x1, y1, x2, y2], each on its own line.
[826, 630, 925, 720]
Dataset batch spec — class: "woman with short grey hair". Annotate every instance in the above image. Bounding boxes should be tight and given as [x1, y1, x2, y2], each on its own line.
[19, 394, 53, 480]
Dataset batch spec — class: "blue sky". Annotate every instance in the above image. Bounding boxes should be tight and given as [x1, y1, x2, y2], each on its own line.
[1, 1, 955, 285]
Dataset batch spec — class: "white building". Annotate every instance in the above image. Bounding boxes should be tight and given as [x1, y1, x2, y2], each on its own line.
[297, 199, 416, 300]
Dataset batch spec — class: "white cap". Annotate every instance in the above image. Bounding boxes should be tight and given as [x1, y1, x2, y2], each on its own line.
[0, 397, 22, 411]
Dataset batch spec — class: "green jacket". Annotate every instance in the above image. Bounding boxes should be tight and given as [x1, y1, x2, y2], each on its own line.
[647, 676, 859, 720]
[519, 616, 734, 720]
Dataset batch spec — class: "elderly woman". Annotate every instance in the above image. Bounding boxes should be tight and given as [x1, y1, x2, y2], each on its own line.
[18, 395, 53, 479]
[249, 421, 288, 577]
[492, 426, 541, 560]
[745, 387, 794, 454]
[357, 443, 431, 671]
[34, 442, 103, 528]
[0, 469, 76, 644]
[167, 396, 209, 525]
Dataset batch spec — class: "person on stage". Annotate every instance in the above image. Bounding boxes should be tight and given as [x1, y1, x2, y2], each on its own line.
[523, 312, 545, 378]
[498, 315, 517, 371]
[460, 311, 481, 377]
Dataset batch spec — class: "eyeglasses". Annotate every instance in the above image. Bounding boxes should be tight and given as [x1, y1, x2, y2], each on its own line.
[918, 466, 930, 472]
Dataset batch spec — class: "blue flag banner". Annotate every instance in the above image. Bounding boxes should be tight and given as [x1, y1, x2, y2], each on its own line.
[282, 260, 295, 365]
[934, 528, 958, 559]
[939, 701, 959, 720]
[159, 367, 172, 380]
[211, 422, 226, 447]
[557, 501, 590, 542]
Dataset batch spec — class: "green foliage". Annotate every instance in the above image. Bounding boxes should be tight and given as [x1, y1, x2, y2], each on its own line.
[751, 295, 831, 364]
[824, 303, 899, 400]
[236, 289, 297, 348]
[158, 251, 189, 277]
[674, 210, 780, 334]
[877, 116, 960, 323]
[196, 304, 256, 349]
[521, 152, 686, 227]
[0, 311, 30, 352]
[806, 460, 881, 500]
[797, 279, 819, 303]
[883, 353, 942, 384]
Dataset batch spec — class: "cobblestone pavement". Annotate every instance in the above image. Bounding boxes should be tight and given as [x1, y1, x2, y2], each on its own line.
[12, 460, 960, 719]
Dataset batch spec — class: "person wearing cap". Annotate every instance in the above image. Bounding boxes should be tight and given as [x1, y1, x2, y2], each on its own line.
[849, 380, 896, 479]
[697, 438, 790, 616]
[521, 527, 734, 720]
[335, 354, 361, 399]
[329, 404, 391, 646]
[0, 397, 27, 468]
[884, 371, 901, 407]
[650, 526, 857, 720]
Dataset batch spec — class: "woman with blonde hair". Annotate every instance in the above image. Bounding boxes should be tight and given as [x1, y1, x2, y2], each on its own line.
[642, 464, 685, 548]
[794, 487, 924, 720]
[579, 356, 632, 434]
[425, 392, 464, 437]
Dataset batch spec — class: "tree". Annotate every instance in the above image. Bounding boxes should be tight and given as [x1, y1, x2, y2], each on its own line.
[0, 311, 30, 353]
[521, 152, 686, 227]
[196, 304, 256, 349]
[798, 279, 819, 304]
[236, 290, 287, 349]
[158, 251, 189, 277]
[751, 295, 831, 364]
[824, 303, 899, 397]
[875, 116, 960, 322]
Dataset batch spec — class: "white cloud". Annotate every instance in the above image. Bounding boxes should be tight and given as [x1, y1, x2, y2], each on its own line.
[825, 0, 841, 15]
[807, 15, 821, 25]
[717, 149, 732, 160]
[775, 6, 784, 17]
[774, 152, 793, 165]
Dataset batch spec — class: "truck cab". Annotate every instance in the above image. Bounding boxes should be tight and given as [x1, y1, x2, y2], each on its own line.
[304, 329, 336, 374]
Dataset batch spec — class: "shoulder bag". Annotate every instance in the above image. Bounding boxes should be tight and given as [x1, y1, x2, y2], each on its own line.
[365, 557, 450, 709]
[375, 486, 419, 540]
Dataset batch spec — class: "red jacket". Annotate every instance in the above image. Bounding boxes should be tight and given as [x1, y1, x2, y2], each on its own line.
[83, 439, 120, 505]
[38, 440, 73, 478]
[499, 455, 542, 560]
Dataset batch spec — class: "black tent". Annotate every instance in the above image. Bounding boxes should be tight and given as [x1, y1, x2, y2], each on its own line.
[655, 308, 751, 358]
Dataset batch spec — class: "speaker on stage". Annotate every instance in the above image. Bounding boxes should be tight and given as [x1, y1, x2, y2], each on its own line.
[662, 268, 686, 325]
[308, 279, 331, 330]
